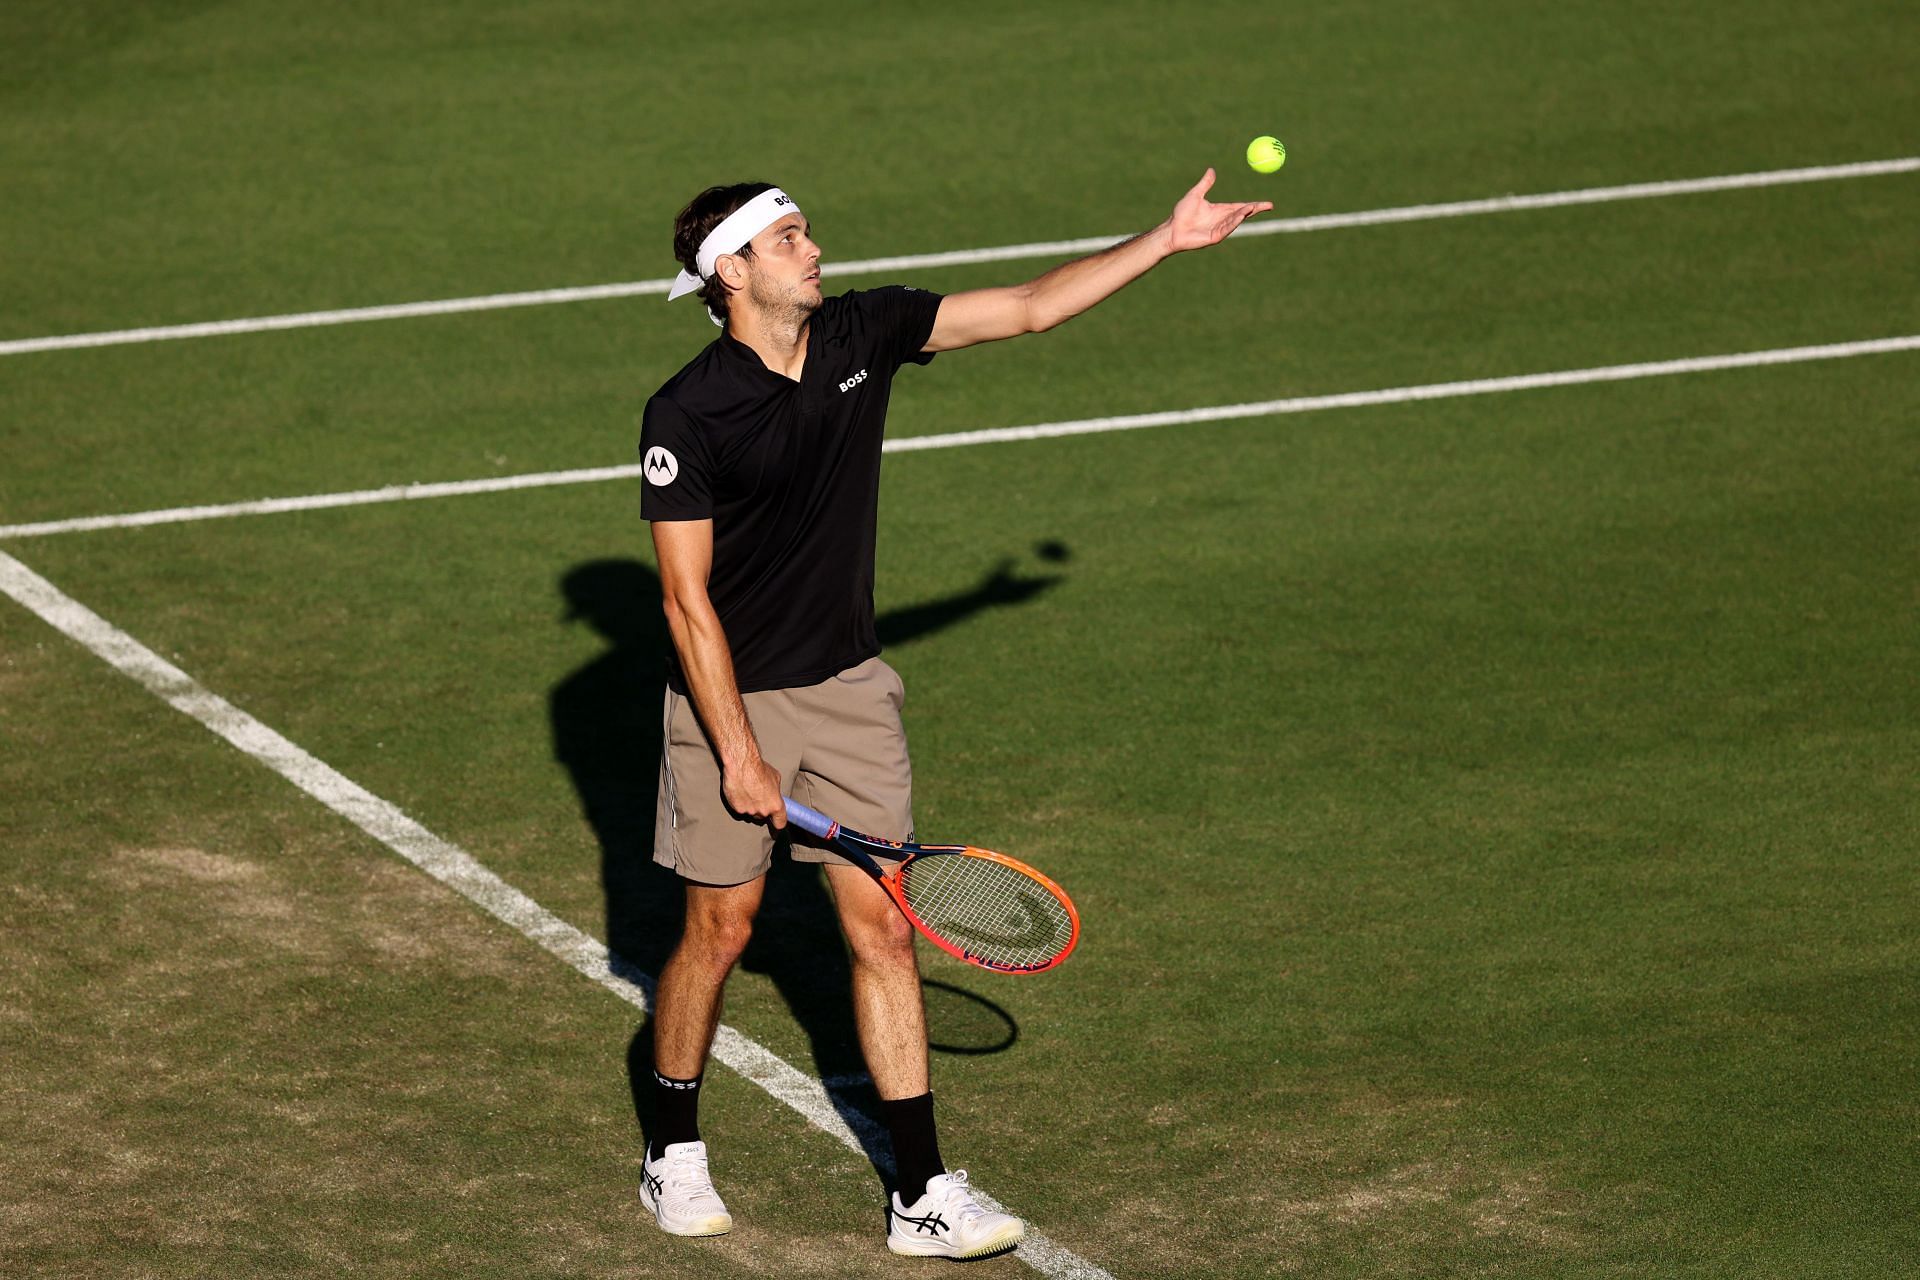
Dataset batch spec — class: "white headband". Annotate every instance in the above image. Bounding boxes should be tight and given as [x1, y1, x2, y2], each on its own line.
[667, 187, 803, 301]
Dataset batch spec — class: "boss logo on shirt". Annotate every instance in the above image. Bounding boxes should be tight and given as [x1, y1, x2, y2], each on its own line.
[643, 446, 679, 486]
[838, 368, 868, 394]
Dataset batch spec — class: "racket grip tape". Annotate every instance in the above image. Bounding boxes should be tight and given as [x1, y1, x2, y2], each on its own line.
[782, 797, 838, 840]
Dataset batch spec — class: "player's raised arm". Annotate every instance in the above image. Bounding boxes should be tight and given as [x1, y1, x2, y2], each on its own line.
[923, 168, 1271, 353]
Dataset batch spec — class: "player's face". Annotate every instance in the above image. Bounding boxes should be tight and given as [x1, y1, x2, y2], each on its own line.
[740, 213, 822, 318]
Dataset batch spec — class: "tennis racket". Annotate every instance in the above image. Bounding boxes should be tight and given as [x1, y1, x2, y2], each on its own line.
[783, 798, 1080, 974]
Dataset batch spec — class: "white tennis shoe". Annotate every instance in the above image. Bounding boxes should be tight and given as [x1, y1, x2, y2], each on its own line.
[887, 1170, 1024, 1259]
[639, 1140, 733, 1237]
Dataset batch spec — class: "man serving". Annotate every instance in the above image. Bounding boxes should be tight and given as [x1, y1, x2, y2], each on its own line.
[637, 172, 1268, 1258]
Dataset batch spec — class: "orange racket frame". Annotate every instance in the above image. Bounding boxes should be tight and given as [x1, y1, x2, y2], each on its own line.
[783, 798, 1081, 974]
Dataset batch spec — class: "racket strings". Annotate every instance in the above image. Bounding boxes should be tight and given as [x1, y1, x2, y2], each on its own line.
[898, 855, 1073, 970]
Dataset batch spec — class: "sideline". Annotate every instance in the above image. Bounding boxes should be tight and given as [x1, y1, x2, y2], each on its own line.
[0, 549, 1117, 1280]
[4, 333, 1916, 541]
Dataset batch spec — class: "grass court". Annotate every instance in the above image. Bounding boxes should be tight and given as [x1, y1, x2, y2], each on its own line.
[3, 2, 1917, 1276]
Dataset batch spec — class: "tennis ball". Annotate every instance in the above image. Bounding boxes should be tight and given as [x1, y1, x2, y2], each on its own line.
[1246, 136, 1287, 174]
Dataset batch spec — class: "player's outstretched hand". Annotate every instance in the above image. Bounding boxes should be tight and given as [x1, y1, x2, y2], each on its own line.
[1167, 168, 1272, 252]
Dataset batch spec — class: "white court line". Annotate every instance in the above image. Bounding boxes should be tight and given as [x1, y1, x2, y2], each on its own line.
[2, 157, 1914, 357]
[0, 550, 1114, 1280]
[3, 333, 1916, 541]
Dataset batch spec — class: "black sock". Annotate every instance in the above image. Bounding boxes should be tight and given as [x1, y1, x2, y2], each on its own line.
[882, 1091, 945, 1205]
[649, 1070, 703, 1159]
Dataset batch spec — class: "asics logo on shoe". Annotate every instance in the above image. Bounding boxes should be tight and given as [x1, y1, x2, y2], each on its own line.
[887, 1170, 1021, 1259]
[640, 1141, 732, 1238]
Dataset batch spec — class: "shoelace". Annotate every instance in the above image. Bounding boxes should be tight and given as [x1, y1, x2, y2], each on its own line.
[930, 1170, 988, 1225]
[660, 1150, 722, 1203]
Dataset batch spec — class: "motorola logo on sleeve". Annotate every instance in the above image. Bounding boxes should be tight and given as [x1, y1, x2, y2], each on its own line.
[643, 447, 679, 485]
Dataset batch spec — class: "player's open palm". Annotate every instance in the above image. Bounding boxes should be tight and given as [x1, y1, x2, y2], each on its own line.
[1167, 168, 1272, 252]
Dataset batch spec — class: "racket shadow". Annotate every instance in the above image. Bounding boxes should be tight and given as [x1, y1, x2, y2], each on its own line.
[923, 979, 1020, 1056]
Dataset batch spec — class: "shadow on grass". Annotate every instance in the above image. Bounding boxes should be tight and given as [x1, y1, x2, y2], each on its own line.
[549, 545, 1064, 1181]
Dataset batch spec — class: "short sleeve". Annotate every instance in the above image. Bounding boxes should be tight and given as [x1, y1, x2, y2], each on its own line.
[849, 285, 945, 370]
[638, 396, 714, 521]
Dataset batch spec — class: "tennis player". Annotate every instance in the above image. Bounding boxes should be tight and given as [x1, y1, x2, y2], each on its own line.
[636, 173, 1268, 1256]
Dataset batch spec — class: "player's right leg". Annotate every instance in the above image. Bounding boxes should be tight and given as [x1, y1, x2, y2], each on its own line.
[642, 875, 763, 1236]
[653, 877, 765, 1080]
[643, 684, 797, 1237]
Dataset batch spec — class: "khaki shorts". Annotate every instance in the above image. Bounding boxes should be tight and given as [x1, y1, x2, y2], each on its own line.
[653, 656, 914, 885]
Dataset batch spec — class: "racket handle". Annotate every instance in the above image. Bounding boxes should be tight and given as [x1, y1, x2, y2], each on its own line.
[783, 797, 838, 839]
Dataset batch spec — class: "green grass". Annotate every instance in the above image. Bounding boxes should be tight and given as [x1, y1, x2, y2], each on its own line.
[4, 2, 1918, 1277]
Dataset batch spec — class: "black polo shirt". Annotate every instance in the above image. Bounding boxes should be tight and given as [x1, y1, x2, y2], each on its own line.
[639, 285, 944, 695]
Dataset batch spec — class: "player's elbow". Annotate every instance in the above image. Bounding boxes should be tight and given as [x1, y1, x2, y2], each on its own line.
[659, 588, 702, 640]
[1020, 285, 1065, 334]
[1027, 290, 1086, 335]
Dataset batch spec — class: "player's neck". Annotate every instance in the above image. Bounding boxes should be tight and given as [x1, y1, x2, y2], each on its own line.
[728, 308, 810, 382]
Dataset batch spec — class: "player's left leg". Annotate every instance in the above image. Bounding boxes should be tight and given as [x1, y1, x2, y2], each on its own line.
[795, 657, 1022, 1258]
[827, 873, 1023, 1259]
[824, 861, 929, 1099]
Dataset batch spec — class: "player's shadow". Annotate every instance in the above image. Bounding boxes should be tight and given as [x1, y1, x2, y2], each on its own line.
[548, 546, 1065, 1181]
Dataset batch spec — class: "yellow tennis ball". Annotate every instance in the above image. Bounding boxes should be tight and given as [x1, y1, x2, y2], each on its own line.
[1246, 136, 1287, 174]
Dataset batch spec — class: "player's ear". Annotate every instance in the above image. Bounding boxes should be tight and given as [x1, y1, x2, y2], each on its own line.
[714, 253, 747, 293]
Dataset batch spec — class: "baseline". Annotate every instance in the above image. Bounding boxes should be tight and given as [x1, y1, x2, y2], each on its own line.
[0, 548, 1114, 1280]
[3, 333, 1915, 541]
[2, 157, 1913, 358]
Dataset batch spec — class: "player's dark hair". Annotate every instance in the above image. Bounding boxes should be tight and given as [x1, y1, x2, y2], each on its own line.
[672, 181, 777, 326]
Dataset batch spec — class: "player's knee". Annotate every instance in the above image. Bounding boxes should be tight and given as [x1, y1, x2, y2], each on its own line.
[847, 907, 916, 968]
[684, 908, 755, 969]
